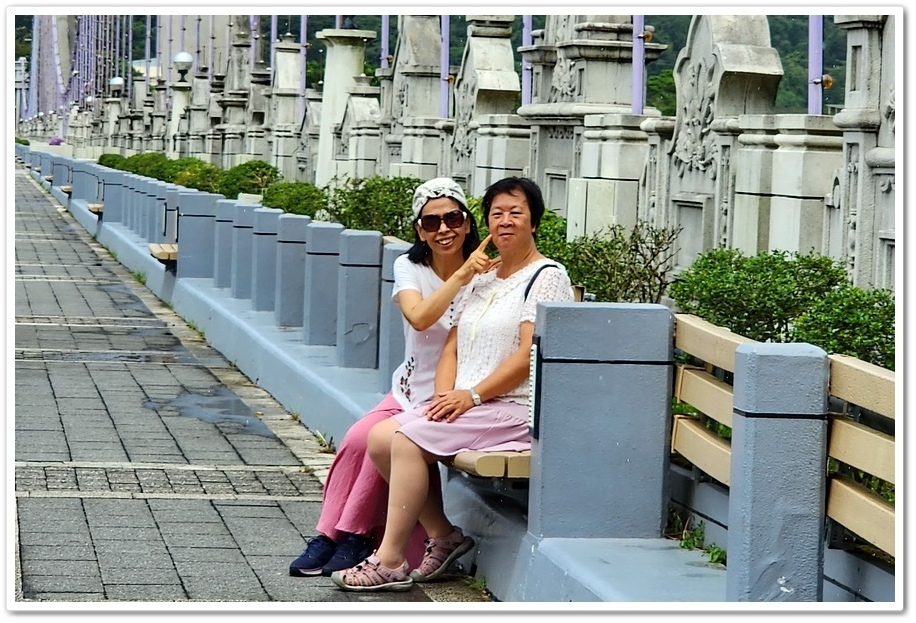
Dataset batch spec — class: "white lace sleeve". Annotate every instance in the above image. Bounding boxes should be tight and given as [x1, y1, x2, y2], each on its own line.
[520, 264, 574, 323]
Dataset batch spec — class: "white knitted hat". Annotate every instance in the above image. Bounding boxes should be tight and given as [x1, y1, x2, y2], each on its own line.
[411, 177, 468, 219]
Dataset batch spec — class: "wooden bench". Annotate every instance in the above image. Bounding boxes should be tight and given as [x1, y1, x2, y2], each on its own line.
[43, 175, 53, 182]
[87, 203, 104, 214]
[61, 185, 72, 194]
[148, 243, 178, 264]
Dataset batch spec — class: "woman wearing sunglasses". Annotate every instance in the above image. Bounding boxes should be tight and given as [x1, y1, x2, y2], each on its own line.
[332, 177, 574, 592]
[289, 178, 495, 577]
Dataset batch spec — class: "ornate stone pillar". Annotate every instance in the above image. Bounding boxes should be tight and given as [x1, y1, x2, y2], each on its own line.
[270, 33, 305, 181]
[384, 16, 442, 181]
[314, 26, 376, 187]
[519, 16, 665, 219]
[831, 15, 895, 289]
[448, 15, 527, 196]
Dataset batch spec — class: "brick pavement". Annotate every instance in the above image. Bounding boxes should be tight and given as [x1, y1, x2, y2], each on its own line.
[12, 167, 486, 607]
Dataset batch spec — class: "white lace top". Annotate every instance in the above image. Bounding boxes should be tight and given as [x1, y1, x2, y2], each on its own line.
[452, 258, 573, 405]
[390, 254, 464, 410]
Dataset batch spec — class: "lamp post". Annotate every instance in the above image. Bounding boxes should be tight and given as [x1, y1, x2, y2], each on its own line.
[169, 51, 194, 158]
[109, 75, 125, 97]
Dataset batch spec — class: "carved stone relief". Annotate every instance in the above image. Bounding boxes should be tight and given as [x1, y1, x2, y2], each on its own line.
[671, 55, 717, 179]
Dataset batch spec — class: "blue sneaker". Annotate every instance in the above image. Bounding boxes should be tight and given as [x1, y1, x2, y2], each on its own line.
[289, 534, 337, 576]
[321, 532, 375, 576]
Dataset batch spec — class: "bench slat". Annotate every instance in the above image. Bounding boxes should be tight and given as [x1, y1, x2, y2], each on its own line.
[670, 414, 731, 486]
[828, 415, 895, 484]
[149, 243, 178, 262]
[674, 314, 755, 373]
[87, 203, 104, 214]
[827, 475, 895, 557]
[828, 354, 895, 419]
[451, 451, 508, 477]
[675, 366, 733, 428]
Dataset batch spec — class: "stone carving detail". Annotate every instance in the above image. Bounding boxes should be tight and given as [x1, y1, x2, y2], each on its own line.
[846, 145, 859, 271]
[546, 126, 574, 140]
[548, 54, 577, 103]
[879, 175, 894, 194]
[883, 85, 895, 133]
[671, 56, 718, 179]
[452, 73, 477, 160]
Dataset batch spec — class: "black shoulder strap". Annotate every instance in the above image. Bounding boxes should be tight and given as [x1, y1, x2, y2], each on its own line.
[524, 264, 560, 300]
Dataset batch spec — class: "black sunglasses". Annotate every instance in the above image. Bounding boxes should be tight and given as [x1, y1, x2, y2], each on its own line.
[418, 209, 466, 233]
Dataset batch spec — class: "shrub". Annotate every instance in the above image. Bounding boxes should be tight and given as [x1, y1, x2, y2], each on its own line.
[156, 157, 213, 184]
[669, 248, 848, 342]
[121, 152, 171, 178]
[325, 175, 421, 240]
[15, 137, 30, 145]
[791, 286, 895, 370]
[558, 221, 681, 303]
[98, 153, 127, 170]
[261, 181, 328, 217]
[172, 161, 223, 193]
[217, 160, 281, 199]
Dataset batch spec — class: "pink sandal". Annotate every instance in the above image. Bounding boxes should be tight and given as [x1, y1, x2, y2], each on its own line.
[330, 554, 414, 592]
[409, 526, 475, 582]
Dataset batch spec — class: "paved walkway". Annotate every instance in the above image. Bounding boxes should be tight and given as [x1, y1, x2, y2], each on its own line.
[11, 167, 486, 608]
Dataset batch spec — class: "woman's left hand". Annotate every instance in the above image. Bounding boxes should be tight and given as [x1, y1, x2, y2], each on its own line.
[424, 389, 474, 422]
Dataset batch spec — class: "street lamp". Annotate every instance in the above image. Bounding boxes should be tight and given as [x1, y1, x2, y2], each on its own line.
[173, 51, 193, 82]
[109, 76, 125, 97]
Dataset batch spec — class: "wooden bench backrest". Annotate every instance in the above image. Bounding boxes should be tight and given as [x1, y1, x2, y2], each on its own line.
[670, 315, 896, 559]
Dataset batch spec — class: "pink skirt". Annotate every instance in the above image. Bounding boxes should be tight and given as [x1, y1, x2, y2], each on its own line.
[393, 400, 531, 457]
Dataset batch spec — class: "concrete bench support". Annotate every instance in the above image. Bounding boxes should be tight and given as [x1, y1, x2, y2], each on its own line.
[177, 192, 222, 279]
[251, 207, 283, 312]
[147, 181, 168, 243]
[302, 222, 345, 345]
[727, 342, 829, 602]
[274, 214, 311, 327]
[336, 229, 383, 368]
[378, 242, 411, 392]
[214, 200, 238, 288]
[230, 202, 259, 300]
[100, 170, 125, 224]
[530, 302, 674, 539]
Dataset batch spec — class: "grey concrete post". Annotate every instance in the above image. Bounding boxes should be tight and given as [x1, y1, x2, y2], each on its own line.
[51, 157, 70, 188]
[726, 342, 829, 602]
[40, 153, 53, 185]
[274, 214, 311, 327]
[302, 222, 345, 345]
[125, 175, 141, 232]
[213, 200, 237, 288]
[177, 192, 223, 279]
[139, 178, 153, 236]
[70, 162, 91, 202]
[377, 242, 411, 392]
[336, 229, 383, 368]
[230, 202, 259, 300]
[529, 303, 673, 538]
[251, 207, 283, 311]
[146, 181, 168, 243]
[100, 170, 125, 224]
[164, 186, 191, 244]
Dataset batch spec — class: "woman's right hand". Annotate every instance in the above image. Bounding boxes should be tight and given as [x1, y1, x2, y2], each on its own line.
[455, 234, 497, 285]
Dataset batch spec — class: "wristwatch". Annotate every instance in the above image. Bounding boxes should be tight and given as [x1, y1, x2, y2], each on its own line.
[469, 388, 482, 406]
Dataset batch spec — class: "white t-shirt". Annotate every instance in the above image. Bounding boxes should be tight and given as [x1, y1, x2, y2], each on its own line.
[452, 258, 573, 405]
[390, 254, 463, 410]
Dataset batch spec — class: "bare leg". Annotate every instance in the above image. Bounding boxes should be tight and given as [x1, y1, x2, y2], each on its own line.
[367, 418, 400, 482]
[373, 432, 452, 568]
